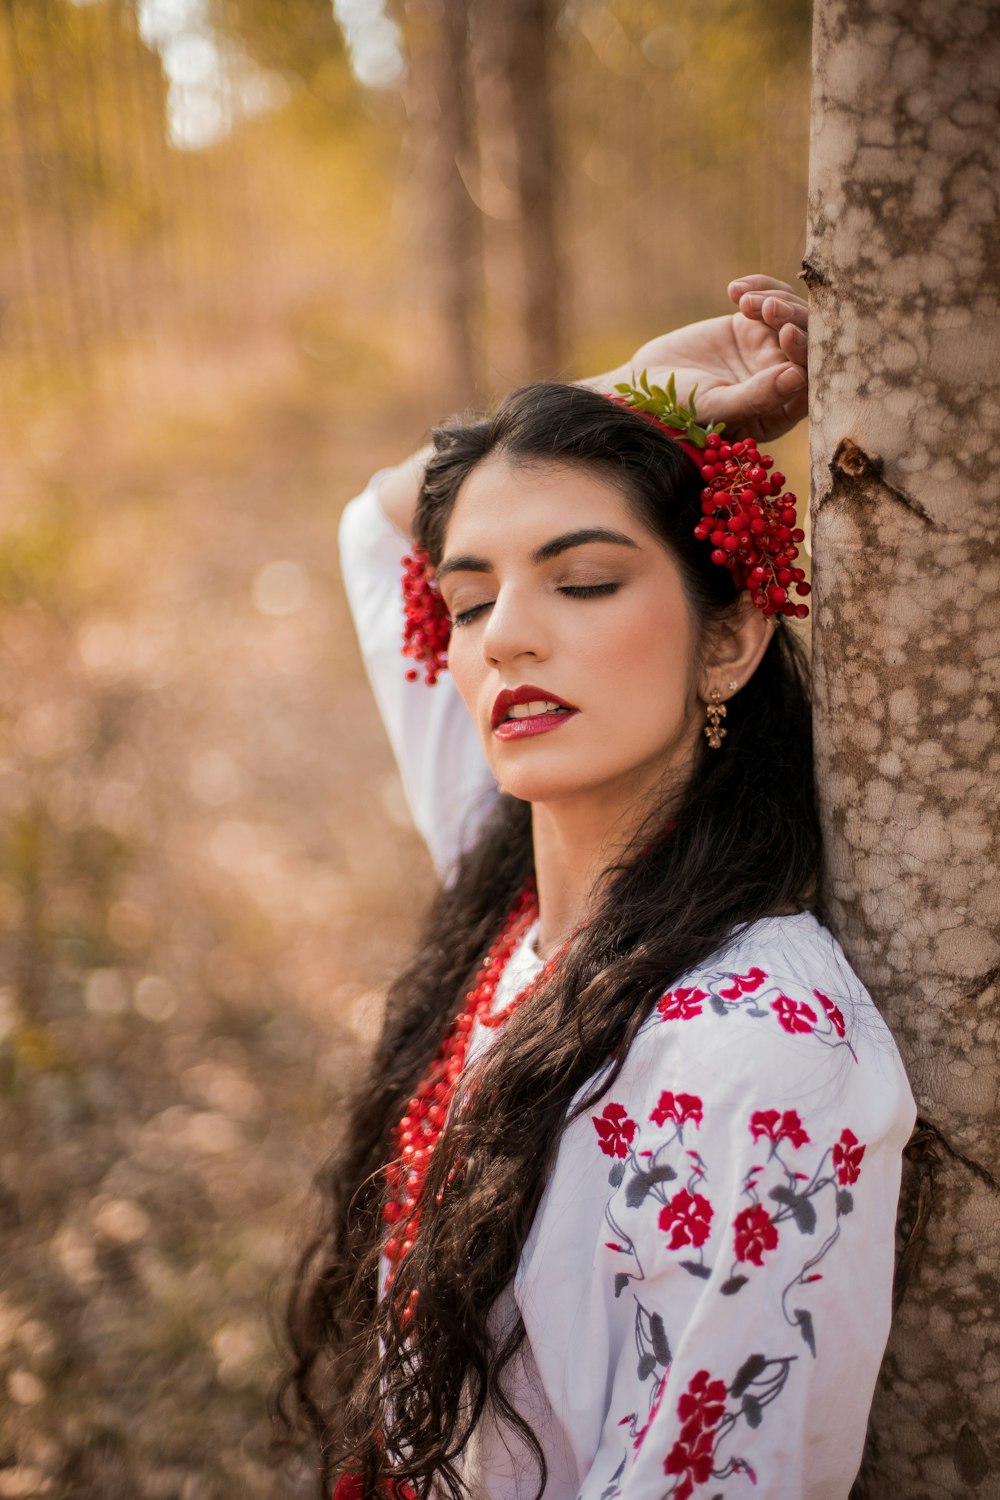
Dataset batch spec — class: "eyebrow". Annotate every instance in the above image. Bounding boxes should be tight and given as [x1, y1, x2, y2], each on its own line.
[436, 527, 640, 581]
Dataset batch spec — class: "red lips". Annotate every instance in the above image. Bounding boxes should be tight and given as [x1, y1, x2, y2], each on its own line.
[491, 684, 579, 736]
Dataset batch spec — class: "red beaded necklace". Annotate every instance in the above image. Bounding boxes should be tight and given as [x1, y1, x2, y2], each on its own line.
[381, 880, 547, 1291]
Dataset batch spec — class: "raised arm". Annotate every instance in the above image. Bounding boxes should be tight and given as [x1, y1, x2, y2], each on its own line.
[338, 470, 498, 881]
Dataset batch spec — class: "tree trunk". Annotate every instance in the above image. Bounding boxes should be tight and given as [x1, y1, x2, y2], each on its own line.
[806, 0, 1000, 1493]
[496, 0, 562, 378]
[474, 0, 562, 380]
[403, 0, 481, 401]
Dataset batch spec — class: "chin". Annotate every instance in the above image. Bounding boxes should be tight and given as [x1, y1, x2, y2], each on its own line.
[491, 759, 626, 807]
[486, 752, 580, 803]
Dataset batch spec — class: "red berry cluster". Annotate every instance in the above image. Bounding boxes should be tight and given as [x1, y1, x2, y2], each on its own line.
[401, 544, 451, 685]
[690, 433, 811, 619]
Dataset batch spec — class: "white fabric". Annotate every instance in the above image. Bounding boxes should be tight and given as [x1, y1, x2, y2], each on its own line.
[338, 474, 917, 1500]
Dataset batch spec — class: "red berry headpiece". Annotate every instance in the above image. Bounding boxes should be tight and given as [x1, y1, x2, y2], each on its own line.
[401, 544, 450, 685]
[612, 373, 810, 621]
[400, 374, 810, 684]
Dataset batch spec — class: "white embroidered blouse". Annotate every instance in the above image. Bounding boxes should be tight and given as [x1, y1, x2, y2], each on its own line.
[338, 475, 917, 1500]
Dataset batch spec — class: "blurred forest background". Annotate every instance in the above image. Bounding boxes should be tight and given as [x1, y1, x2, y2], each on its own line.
[0, 1, 812, 1495]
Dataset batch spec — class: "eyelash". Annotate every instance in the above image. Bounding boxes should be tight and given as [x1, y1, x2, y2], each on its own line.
[450, 583, 620, 628]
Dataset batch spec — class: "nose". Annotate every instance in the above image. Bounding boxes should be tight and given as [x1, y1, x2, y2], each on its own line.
[481, 580, 549, 669]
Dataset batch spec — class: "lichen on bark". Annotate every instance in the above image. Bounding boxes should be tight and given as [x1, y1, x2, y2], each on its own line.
[806, 0, 1000, 1493]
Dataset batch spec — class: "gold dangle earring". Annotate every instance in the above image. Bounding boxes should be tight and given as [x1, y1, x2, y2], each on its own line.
[704, 687, 728, 749]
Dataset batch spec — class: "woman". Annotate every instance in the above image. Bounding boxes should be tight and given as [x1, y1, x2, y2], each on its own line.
[283, 277, 915, 1500]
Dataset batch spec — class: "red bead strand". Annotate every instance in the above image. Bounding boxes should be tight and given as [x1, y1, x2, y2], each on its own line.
[382, 882, 547, 1293]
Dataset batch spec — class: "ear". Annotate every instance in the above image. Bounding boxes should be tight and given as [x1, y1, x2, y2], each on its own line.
[697, 594, 776, 704]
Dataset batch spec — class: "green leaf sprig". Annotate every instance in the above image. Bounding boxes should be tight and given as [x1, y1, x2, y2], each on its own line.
[613, 370, 725, 450]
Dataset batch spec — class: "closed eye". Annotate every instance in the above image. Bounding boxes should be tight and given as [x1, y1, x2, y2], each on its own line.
[451, 601, 492, 627]
[450, 582, 620, 629]
[558, 583, 620, 600]
[449, 579, 620, 627]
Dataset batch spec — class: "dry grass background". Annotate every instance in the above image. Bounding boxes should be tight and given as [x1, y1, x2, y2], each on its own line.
[0, 354, 437, 1498]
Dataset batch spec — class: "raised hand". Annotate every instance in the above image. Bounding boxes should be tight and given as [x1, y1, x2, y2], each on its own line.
[378, 277, 809, 536]
[581, 274, 808, 444]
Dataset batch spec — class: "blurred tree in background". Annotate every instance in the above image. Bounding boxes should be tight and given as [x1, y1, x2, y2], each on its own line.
[0, 3, 812, 1496]
[0, 0, 812, 401]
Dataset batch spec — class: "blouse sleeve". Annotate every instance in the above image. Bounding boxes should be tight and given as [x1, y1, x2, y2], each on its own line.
[338, 475, 498, 879]
[513, 931, 916, 1500]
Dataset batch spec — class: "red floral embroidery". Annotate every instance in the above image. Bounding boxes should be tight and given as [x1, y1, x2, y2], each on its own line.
[658, 1188, 714, 1249]
[676, 1368, 727, 1433]
[832, 1127, 866, 1185]
[592, 1102, 637, 1159]
[665, 1370, 727, 1498]
[815, 988, 847, 1038]
[657, 986, 707, 1021]
[664, 1428, 714, 1500]
[749, 1107, 810, 1150]
[733, 1202, 780, 1265]
[771, 994, 818, 1034]
[719, 966, 767, 1000]
[650, 1091, 703, 1129]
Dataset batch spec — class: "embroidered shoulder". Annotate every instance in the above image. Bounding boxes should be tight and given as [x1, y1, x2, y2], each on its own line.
[636, 916, 865, 1066]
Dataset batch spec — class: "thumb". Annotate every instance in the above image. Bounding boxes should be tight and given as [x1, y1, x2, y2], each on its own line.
[701, 364, 806, 432]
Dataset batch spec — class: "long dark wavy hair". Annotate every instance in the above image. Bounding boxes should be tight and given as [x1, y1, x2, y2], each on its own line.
[279, 384, 821, 1499]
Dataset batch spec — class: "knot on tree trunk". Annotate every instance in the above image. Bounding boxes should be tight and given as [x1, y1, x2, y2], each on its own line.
[833, 437, 879, 480]
[799, 257, 828, 289]
[824, 440, 940, 527]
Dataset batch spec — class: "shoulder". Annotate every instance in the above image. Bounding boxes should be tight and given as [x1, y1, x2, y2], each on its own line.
[603, 913, 915, 1150]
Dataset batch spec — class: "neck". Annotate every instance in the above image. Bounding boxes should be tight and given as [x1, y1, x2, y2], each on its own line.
[530, 790, 671, 959]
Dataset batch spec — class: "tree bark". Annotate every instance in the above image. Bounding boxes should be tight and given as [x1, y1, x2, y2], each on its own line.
[806, 0, 1000, 1493]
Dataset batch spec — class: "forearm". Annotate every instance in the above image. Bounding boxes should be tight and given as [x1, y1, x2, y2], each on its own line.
[375, 443, 435, 537]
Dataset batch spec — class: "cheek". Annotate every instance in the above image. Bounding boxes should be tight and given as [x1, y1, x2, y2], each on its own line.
[589, 590, 696, 706]
[445, 634, 483, 717]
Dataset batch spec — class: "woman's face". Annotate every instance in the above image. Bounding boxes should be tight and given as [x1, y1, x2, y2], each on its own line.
[436, 456, 706, 820]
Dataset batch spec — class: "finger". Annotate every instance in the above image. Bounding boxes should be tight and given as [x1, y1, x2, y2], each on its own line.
[707, 363, 804, 427]
[739, 293, 808, 331]
[778, 319, 808, 369]
[728, 273, 796, 305]
[775, 363, 809, 426]
[775, 362, 807, 398]
[761, 294, 808, 331]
